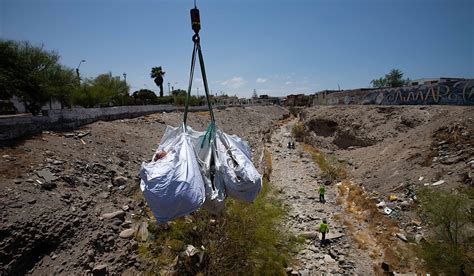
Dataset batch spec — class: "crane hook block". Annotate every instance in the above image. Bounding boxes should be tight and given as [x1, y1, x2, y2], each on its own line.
[191, 7, 201, 34]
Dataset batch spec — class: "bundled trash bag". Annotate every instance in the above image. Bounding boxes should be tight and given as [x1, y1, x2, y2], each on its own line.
[192, 123, 226, 213]
[139, 17, 262, 222]
[215, 129, 262, 202]
[140, 124, 206, 223]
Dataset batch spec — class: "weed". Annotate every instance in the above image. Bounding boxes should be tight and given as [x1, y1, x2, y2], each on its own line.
[416, 187, 473, 274]
[291, 122, 306, 142]
[137, 147, 299, 274]
[264, 147, 273, 179]
[288, 106, 299, 117]
[302, 143, 347, 182]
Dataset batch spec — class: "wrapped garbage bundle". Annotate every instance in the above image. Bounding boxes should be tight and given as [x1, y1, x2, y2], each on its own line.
[139, 124, 206, 223]
[139, 121, 262, 223]
[192, 123, 226, 214]
[214, 129, 261, 202]
[139, 9, 261, 222]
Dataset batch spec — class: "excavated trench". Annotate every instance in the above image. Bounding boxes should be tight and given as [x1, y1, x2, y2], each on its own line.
[306, 118, 375, 149]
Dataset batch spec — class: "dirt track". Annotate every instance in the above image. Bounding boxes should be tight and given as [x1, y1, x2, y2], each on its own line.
[268, 118, 374, 274]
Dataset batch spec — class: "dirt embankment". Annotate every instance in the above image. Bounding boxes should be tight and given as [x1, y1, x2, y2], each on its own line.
[300, 105, 473, 192]
[0, 105, 287, 275]
[297, 105, 473, 270]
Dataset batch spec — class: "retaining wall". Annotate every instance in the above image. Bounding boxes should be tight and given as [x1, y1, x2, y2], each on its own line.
[0, 104, 217, 141]
[313, 79, 474, 106]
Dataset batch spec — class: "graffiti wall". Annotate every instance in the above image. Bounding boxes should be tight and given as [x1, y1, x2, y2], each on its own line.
[319, 79, 474, 106]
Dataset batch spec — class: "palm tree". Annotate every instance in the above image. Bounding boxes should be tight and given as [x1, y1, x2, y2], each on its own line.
[151, 66, 165, 97]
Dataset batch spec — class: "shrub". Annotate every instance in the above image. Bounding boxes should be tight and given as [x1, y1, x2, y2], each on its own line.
[416, 187, 473, 274]
[288, 106, 299, 117]
[291, 122, 306, 142]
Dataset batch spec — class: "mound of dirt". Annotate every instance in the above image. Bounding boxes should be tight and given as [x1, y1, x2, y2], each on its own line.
[0, 105, 287, 275]
[300, 104, 474, 193]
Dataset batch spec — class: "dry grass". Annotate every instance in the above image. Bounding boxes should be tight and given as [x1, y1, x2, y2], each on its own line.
[291, 122, 306, 142]
[301, 141, 420, 272]
[336, 181, 420, 273]
[302, 143, 347, 182]
[275, 114, 294, 127]
[353, 231, 370, 250]
[264, 147, 273, 179]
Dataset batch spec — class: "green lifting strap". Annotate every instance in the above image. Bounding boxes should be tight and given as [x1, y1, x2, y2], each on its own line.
[183, 37, 215, 127]
[200, 121, 215, 148]
[183, 3, 215, 129]
[183, 42, 198, 127]
[196, 42, 215, 123]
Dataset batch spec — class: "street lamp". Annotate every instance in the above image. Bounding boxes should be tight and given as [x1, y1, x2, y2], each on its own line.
[123, 72, 127, 83]
[168, 82, 171, 96]
[76, 59, 86, 82]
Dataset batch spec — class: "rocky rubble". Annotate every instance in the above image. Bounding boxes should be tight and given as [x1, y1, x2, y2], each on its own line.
[0, 105, 287, 274]
[269, 120, 373, 274]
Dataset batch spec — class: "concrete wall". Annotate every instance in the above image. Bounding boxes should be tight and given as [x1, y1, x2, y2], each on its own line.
[314, 79, 474, 106]
[0, 104, 215, 141]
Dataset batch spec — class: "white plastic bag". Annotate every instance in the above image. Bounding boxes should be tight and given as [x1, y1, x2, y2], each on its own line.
[140, 125, 206, 223]
[215, 129, 262, 202]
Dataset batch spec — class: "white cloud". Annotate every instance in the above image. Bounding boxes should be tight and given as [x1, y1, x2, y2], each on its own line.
[285, 81, 292, 85]
[221, 76, 247, 89]
[256, 78, 267, 83]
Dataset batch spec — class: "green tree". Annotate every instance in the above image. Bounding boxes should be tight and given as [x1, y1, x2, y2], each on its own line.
[0, 40, 76, 114]
[48, 65, 77, 108]
[370, 77, 388, 88]
[417, 187, 473, 274]
[371, 69, 408, 88]
[151, 66, 165, 97]
[72, 72, 130, 107]
[132, 89, 158, 105]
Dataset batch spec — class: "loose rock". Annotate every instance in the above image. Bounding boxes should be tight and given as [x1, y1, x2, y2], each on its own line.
[119, 228, 135, 239]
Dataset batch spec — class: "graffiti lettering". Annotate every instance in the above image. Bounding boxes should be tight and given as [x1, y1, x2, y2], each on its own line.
[320, 80, 474, 105]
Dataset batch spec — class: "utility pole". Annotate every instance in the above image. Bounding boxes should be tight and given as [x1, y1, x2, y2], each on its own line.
[197, 87, 199, 97]
[123, 72, 127, 84]
[168, 82, 171, 95]
[76, 59, 86, 84]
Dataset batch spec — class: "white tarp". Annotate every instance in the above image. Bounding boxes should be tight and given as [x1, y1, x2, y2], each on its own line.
[140, 125, 206, 223]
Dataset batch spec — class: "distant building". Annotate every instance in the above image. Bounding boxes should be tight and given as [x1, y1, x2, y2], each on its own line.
[407, 77, 466, 86]
[284, 94, 311, 106]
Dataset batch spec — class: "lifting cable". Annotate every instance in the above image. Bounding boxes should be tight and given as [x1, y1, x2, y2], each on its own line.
[183, 2, 215, 126]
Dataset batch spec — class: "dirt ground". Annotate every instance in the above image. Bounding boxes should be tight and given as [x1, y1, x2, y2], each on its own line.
[296, 105, 474, 273]
[300, 105, 474, 194]
[268, 119, 375, 274]
[0, 105, 286, 275]
[1, 104, 472, 275]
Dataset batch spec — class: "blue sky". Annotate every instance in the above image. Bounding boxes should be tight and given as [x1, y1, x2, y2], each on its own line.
[1, 0, 473, 97]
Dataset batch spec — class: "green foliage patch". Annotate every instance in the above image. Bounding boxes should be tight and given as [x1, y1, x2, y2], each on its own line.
[140, 177, 299, 274]
[291, 122, 306, 142]
[416, 187, 473, 274]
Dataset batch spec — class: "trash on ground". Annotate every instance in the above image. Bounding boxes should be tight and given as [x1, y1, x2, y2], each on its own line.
[388, 195, 398, 201]
[432, 180, 445, 186]
[384, 207, 393, 215]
